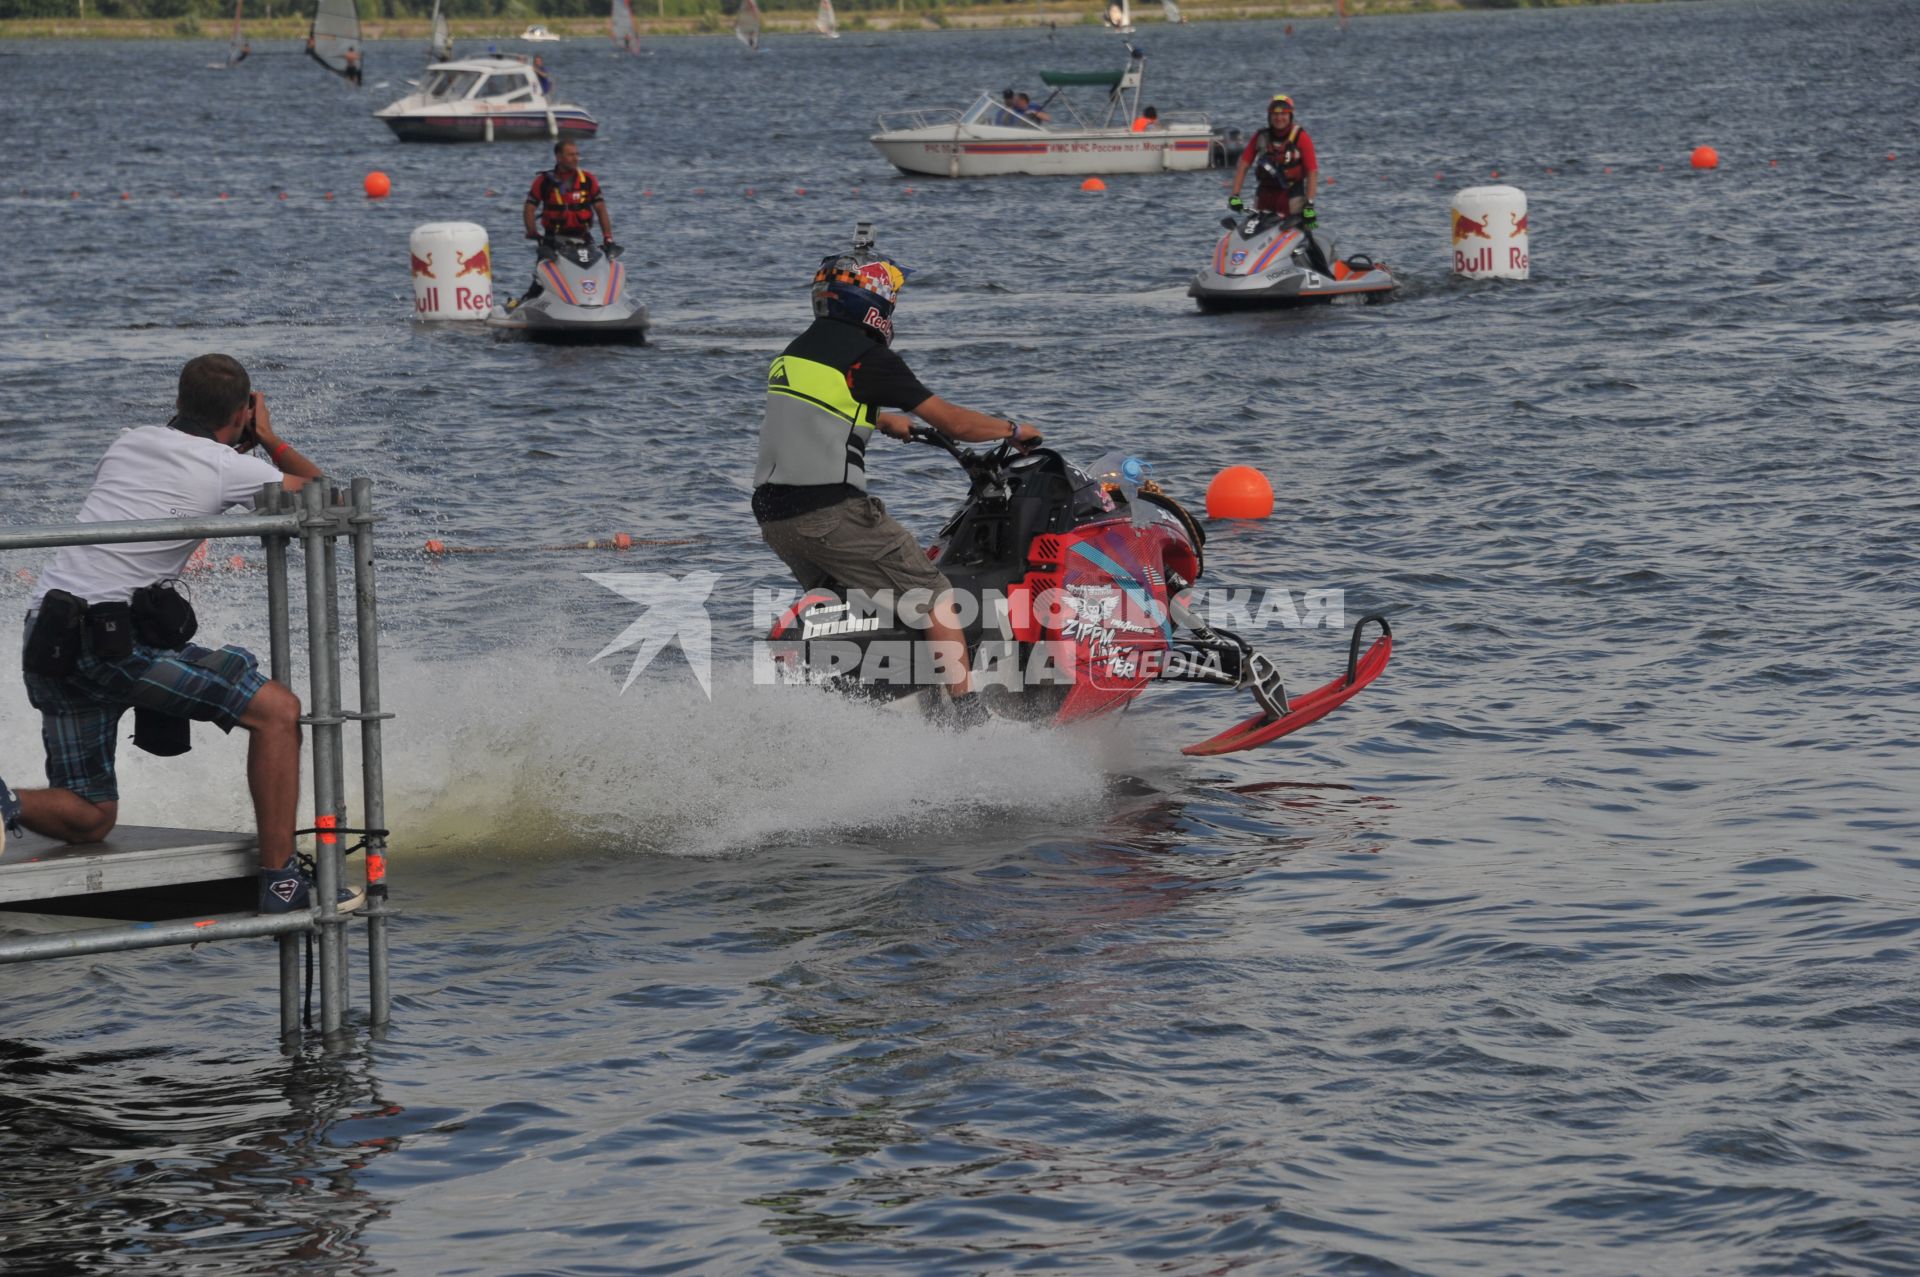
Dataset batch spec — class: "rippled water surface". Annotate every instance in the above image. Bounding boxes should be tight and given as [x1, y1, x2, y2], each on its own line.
[4, 1, 1919, 1272]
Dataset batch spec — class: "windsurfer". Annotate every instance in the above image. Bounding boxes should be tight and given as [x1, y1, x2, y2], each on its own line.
[344, 47, 363, 86]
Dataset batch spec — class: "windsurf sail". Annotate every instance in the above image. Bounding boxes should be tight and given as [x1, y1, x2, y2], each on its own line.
[430, 0, 452, 61]
[1161, 0, 1181, 22]
[735, 0, 760, 52]
[816, 0, 837, 37]
[1103, 0, 1130, 30]
[611, 0, 641, 53]
[225, 0, 245, 65]
[308, 0, 362, 81]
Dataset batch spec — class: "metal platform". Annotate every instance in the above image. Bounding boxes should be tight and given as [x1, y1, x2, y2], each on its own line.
[0, 825, 258, 922]
[0, 478, 393, 1040]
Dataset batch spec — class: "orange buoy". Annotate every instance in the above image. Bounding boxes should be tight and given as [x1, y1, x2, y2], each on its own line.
[364, 170, 391, 198]
[1080, 177, 1106, 192]
[424, 539, 446, 554]
[614, 533, 633, 549]
[1690, 145, 1719, 170]
[1205, 466, 1275, 520]
[324, 191, 335, 200]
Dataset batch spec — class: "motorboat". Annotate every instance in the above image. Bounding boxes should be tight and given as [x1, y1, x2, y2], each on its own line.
[488, 237, 649, 345]
[520, 24, 560, 40]
[374, 56, 597, 142]
[1189, 210, 1396, 310]
[870, 45, 1214, 178]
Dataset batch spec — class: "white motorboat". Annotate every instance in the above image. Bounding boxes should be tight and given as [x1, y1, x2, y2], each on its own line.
[871, 47, 1213, 179]
[375, 56, 597, 142]
[519, 24, 560, 41]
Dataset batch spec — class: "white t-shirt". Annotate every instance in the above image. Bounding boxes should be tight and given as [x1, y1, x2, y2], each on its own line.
[34, 425, 285, 606]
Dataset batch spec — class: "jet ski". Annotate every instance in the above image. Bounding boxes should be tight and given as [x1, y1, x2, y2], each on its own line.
[764, 428, 1392, 755]
[488, 235, 649, 344]
[1189, 209, 1396, 311]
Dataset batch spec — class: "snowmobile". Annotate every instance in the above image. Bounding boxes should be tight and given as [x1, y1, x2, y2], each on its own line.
[765, 428, 1391, 755]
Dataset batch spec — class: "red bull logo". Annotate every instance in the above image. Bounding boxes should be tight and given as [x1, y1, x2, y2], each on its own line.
[1451, 212, 1492, 244]
[456, 246, 491, 278]
[1511, 211, 1529, 236]
[854, 260, 903, 303]
[409, 251, 434, 279]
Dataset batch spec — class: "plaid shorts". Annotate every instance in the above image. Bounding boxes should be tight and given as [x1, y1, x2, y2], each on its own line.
[22, 611, 269, 805]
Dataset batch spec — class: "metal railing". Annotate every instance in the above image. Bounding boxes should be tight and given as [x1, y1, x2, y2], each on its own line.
[0, 480, 392, 1043]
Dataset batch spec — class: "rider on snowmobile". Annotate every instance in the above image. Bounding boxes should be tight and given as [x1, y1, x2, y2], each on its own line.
[752, 231, 1042, 726]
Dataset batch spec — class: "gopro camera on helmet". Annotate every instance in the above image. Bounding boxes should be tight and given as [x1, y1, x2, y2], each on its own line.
[853, 221, 876, 251]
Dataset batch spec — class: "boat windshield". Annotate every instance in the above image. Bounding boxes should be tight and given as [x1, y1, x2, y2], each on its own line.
[423, 69, 482, 100]
[958, 92, 1045, 130]
[475, 72, 534, 102]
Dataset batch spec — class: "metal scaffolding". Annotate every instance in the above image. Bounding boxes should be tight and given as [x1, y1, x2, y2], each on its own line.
[0, 480, 393, 1042]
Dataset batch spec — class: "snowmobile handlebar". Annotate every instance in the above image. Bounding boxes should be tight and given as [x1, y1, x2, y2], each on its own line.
[905, 424, 1026, 476]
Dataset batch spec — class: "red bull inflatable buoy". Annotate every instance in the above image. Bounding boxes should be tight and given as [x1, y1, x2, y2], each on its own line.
[409, 222, 493, 322]
[1450, 185, 1529, 281]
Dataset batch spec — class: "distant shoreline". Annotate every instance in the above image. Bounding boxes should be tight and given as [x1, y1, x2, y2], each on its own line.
[0, 1, 1668, 42]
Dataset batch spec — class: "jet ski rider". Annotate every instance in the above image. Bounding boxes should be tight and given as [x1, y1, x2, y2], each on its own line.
[753, 234, 1042, 728]
[524, 139, 614, 248]
[1227, 93, 1319, 226]
[514, 139, 618, 307]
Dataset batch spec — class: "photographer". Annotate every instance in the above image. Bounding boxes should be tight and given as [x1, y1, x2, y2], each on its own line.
[2, 354, 358, 915]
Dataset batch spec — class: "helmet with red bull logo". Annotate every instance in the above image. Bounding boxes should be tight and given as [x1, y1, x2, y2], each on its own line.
[812, 244, 908, 346]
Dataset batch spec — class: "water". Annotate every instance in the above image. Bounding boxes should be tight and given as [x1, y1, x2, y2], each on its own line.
[3, 1, 1919, 1271]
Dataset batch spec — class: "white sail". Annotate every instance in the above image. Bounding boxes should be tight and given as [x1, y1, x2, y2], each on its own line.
[430, 0, 452, 61]
[308, 0, 362, 79]
[226, 0, 244, 65]
[611, 0, 641, 53]
[735, 0, 760, 51]
[1161, 0, 1181, 21]
[816, 0, 837, 37]
[1103, 0, 1132, 32]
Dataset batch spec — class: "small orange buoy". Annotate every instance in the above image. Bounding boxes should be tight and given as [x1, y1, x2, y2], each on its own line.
[794, 187, 806, 196]
[1690, 145, 1719, 169]
[228, 554, 247, 570]
[364, 170, 391, 198]
[277, 191, 288, 200]
[1603, 166, 1613, 174]
[424, 539, 446, 554]
[614, 533, 633, 549]
[120, 191, 130, 200]
[1080, 177, 1106, 192]
[1206, 466, 1275, 520]
[324, 191, 335, 200]
[484, 188, 496, 197]
[1490, 169, 1500, 179]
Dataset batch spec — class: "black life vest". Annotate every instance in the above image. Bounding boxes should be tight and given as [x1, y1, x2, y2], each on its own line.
[1253, 125, 1307, 196]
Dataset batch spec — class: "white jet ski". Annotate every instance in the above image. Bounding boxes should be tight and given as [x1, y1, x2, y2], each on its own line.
[488, 237, 649, 344]
[1189, 210, 1396, 311]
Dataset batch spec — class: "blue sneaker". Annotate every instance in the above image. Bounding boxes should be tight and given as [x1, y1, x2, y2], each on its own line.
[258, 863, 367, 915]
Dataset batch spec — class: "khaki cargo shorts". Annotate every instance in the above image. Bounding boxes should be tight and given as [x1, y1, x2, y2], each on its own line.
[760, 494, 949, 598]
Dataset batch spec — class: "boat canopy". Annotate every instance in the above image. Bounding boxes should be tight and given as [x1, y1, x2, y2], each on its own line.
[1040, 69, 1124, 87]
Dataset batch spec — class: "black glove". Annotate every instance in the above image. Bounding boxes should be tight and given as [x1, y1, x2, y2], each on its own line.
[1227, 195, 1245, 212]
[603, 239, 624, 257]
[1301, 202, 1317, 227]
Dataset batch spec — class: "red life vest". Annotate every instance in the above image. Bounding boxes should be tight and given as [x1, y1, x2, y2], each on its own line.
[533, 167, 600, 236]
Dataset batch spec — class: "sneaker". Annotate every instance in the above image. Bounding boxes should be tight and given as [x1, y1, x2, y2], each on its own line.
[258, 864, 367, 915]
[0, 775, 21, 854]
[942, 690, 992, 731]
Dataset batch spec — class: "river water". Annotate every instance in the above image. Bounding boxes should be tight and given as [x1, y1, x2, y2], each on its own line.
[3, 0, 1918, 1272]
